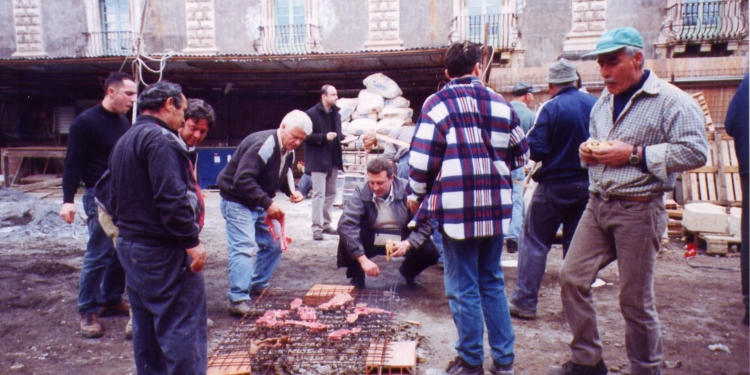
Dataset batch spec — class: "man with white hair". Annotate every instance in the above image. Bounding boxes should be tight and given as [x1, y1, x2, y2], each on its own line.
[216, 110, 311, 316]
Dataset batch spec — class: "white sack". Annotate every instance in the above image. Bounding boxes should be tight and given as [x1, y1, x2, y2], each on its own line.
[363, 73, 402, 99]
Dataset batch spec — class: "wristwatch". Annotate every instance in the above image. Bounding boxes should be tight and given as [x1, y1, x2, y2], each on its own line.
[629, 146, 641, 165]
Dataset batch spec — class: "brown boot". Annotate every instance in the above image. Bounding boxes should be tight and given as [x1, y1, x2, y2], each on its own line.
[80, 313, 104, 338]
[99, 300, 131, 317]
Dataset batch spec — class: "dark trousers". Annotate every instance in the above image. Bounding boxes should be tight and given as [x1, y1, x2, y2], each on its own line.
[339, 228, 440, 281]
[741, 174, 748, 315]
[117, 238, 207, 375]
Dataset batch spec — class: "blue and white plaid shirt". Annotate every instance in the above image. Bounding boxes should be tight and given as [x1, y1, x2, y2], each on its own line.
[408, 76, 528, 240]
[587, 71, 709, 197]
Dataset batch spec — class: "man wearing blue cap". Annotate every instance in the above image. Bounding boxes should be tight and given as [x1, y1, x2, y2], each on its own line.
[551, 27, 709, 375]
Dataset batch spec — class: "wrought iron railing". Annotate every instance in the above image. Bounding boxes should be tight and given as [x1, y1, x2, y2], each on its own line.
[661, 0, 748, 43]
[253, 24, 320, 55]
[449, 13, 521, 50]
[77, 31, 138, 57]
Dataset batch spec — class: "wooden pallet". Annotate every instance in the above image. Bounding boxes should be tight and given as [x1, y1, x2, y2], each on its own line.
[682, 131, 742, 206]
[699, 233, 742, 255]
[691, 92, 715, 132]
[365, 341, 417, 375]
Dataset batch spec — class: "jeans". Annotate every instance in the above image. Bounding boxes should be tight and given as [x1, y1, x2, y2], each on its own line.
[78, 188, 125, 314]
[397, 153, 410, 181]
[442, 234, 515, 367]
[510, 180, 589, 312]
[506, 167, 526, 241]
[221, 199, 282, 302]
[740, 174, 748, 315]
[431, 218, 444, 263]
[299, 173, 313, 198]
[560, 194, 666, 375]
[117, 238, 207, 375]
[311, 169, 338, 232]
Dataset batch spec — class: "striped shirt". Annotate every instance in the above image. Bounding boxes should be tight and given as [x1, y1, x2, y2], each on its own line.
[408, 76, 528, 240]
[587, 71, 708, 197]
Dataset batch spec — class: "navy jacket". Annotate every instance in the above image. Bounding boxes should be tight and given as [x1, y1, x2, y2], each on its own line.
[304, 102, 343, 172]
[108, 115, 203, 249]
[529, 86, 597, 184]
[216, 129, 294, 210]
[725, 74, 748, 177]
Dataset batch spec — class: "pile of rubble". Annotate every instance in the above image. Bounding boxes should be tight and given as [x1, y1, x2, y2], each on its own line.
[0, 188, 85, 241]
[339, 73, 414, 149]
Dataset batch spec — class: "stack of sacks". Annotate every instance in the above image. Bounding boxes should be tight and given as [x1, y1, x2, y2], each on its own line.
[339, 73, 413, 150]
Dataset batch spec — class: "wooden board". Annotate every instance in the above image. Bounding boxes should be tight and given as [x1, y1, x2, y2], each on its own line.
[207, 351, 252, 375]
[683, 130, 741, 206]
[304, 284, 355, 306]
[366, 341, 417, 375]
[701, 234, 742, 255]
[691, 92, 714, 131]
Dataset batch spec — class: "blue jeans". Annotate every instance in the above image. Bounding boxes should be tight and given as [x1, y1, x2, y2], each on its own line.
[221, 199, 282, 302]
[299, 173, 313, 198]
[506, 168, 526, 241]
[117, 238, 207, 375]
[510, 180, 589, 312]
[397, 153, 410, 181]
[78, 188, 125, 314]
[431, 218, 444, 263]
[442, 234, 515, 366]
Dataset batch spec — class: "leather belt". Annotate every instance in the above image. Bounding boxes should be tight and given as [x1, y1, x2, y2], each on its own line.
[593, 193, 653, 203]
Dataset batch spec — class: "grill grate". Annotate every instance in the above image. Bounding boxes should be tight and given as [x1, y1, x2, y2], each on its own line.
[208, 287, 411, 375]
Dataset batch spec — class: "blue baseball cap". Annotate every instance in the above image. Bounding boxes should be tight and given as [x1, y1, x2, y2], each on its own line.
[584, 27, 644, 57]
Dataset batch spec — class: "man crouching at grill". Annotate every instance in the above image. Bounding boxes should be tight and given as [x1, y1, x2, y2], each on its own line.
[337, 157, 439, 289]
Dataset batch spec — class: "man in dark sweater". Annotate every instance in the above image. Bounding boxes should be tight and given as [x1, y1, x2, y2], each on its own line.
[109, 81, 208, 374]
[508, 58, 597, 320]
[60, 72, 136, 338]
[217, 110, 311, 316]
[305, 85, 344, 240]
[724, 74, 748, 326]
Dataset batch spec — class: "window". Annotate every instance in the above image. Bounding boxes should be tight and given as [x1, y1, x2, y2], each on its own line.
[275, 0, 306, 50]
[100, 0, 133, 55]
[682, 0, 722, 38]
[466, 0, 501, 44]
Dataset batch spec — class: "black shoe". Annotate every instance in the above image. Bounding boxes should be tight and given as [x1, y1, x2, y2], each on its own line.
[350, 277, 365, 290]
[313, 231, 323, 241]
[546, 359, 608, 375]
[506, 238, 518, 254]
[322, 227, 338, 235]
[404, 276, 423, 288]
[443, 356, 484, 375]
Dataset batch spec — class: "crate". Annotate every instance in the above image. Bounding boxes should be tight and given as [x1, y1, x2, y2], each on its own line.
[682, 131, 742, 206]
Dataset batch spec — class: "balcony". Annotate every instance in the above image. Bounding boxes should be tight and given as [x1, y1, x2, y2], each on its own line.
[253, 24, 320, 55]
[660, 0, 748, 44]
[77, 31, 138, 58]
[449, 14, 521, 51]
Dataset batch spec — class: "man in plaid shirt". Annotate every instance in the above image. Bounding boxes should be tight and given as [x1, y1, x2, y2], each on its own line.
[551, 28, 708, 375]
[411, 41, 527, 375]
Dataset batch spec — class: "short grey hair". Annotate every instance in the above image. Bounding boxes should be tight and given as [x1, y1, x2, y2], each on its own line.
[624, 46, 644, 70]
[139, 81, 183, 112]
[281, 110, 313, 135]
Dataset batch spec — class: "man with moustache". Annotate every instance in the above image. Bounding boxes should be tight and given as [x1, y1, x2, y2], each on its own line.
[550, 28, 708, 375]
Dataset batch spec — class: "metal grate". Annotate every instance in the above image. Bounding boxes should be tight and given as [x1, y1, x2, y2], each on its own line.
[208, 288, 407, 375]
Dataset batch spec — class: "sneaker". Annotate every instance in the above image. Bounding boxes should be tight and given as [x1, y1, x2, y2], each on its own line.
[99, 300, 130, 317]
[124, 310, 133, 340]
[509, 302, 536, 320]
[444, 356, 484, 375]
[313, 231, 324, 241]
[250, 286, 268, 296]
[80, 313, 104, 338]
[228, 300, 253, 316]
[322, 227, 338, 235]
[491, 361, 514, 375]
[506, 238, 518, 254]
[404, 276, 424, 288]
[350, 276, 365, 290]
[546, 359, 608, 375]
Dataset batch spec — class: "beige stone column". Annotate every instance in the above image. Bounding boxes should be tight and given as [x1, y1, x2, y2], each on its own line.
[12, 0, 47, 57]
[364, 0, 404, 51]
[183, 0, 219, 54]
[561, 0, 606, 59]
